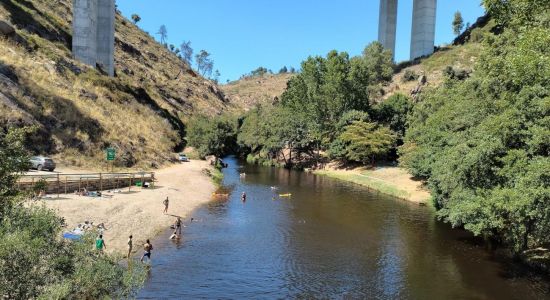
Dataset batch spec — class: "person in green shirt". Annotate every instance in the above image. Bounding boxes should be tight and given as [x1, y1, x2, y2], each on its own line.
[96, 234, 106, 252]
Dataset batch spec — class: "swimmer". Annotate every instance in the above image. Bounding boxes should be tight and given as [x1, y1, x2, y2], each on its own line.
[241, 192, 247, 202]
[169, 230, 179, 240]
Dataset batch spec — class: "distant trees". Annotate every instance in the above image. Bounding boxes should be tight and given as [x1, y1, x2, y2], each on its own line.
[251, 67, 268, 77]
[213, 70, 221, 83]
[279, 66, 288, 74]
[195, 50, 214, 77]
[157, 25, 168, 44]
[131, 14, 141, 24]
[180, 41, 193, 65]
[452, 11, 464, 35]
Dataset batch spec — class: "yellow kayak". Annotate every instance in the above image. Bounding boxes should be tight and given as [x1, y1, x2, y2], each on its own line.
[279, 193, 292, 197]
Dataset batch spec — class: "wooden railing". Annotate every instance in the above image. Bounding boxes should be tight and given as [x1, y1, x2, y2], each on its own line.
[16, 172, 156, 197]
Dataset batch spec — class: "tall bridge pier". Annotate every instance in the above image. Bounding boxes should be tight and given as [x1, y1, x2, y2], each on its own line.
[72, 0, 115, 76]
[378, 0, 438, 60]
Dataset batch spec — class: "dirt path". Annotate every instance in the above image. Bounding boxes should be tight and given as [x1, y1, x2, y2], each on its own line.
[43, 161, 215, 254]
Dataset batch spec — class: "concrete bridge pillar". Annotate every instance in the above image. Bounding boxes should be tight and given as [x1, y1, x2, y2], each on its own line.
[72, 0, 115, 76]
[378, 0, 398, 59]
[72, 0, 97, 67]
[96, 0, 115, 76]
[410, 0, 437, 59]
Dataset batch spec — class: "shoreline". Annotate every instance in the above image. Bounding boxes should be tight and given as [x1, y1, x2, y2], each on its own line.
[314, 165, 431, 206]
[42, 160, 216, 254]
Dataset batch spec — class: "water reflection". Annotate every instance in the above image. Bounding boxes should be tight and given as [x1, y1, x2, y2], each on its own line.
[138, 157, 550, 299]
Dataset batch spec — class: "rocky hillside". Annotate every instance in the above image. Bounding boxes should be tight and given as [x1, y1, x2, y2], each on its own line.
[222, 73, 293, 111]
[0, 0, 229, 169]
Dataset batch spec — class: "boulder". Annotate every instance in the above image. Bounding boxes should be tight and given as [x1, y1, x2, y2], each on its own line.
[0, 20, 15, 36]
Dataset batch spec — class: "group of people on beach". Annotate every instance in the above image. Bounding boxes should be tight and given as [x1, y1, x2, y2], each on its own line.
[94, 233, 154, 263]
[93, 195, 186, 265]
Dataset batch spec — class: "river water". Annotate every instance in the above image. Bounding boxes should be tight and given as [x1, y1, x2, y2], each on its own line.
[138, 157, 549, 299]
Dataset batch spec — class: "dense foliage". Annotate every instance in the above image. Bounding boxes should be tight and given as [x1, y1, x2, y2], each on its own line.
[186, 115, 238, 158]
[237, 42, 400, 166]
[401, 0, 550, 253]
[0, 128, 145, 299]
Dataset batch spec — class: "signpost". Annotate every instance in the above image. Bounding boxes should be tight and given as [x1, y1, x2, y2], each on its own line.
[106, 148, 115, 172]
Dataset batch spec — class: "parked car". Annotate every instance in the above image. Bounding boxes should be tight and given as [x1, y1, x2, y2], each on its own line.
[29, 156, 56, 172]
[178, 153, 190, 162]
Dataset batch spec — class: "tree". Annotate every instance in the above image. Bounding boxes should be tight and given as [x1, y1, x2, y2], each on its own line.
[374, 93, 412, 138]
[195, 50, 214, 77]
[279, 66, 288, 74]
[187, 115, 237, 158]
[157, 25, 168, 44]
[251, 67, 268, 77]
[131, 14, 141, 24]
[401, 0, 550, 253]
[213, 70, 221, 83]
[180, 41, 193, 65]
[169, 44, 175, 52]
[452, 11, 464, 36]
[339, 121, 396, 166]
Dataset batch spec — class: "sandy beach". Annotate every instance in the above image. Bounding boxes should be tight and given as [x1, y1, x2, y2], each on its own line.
[315, 164, 430, 204]
[43, 160, 216, 254]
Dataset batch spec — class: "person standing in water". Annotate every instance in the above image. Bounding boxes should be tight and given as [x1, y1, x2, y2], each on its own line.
[127, 235, 133, 259]
[174, 217, 182, 234]
[141, 239, 153, 263]
[96, 234, 106, 252]
[163, 197, 169, 214]
[241, 192, 247, 202]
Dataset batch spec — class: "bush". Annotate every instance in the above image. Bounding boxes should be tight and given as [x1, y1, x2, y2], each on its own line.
[401, 69, 419, 82]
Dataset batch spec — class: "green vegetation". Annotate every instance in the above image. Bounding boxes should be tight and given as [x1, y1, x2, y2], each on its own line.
[401, 0, 550, 254]
[131, 13, 141, 24]
[0, 128, 145, 298]
[195, 50, 214, 77]
[236, 42, 398, 167]
[186, 115, 238, 158]
[338, 121, 396, 166]
[452, 11, 464, 36]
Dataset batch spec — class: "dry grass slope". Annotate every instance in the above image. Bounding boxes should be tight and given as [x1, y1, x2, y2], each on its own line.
[0, 0, 229, 169]
[222, 73, 293, 111]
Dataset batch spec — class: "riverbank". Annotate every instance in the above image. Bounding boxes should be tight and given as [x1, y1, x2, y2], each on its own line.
[43, 160, 216, 254]
[315, 164, 431, 205]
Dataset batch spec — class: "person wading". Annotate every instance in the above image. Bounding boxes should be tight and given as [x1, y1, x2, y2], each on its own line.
[163, 197, 169, 214]
[141, 239, 153, 263]
[175, 217, 182, 234]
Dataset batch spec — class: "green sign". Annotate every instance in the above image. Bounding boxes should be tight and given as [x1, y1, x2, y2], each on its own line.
[106, 148, 116, 161]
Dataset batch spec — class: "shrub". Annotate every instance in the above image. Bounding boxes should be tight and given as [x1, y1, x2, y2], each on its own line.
[401, 69, 419, 82]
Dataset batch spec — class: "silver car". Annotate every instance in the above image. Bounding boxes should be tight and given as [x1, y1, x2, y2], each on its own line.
[29, 156, 56, 172]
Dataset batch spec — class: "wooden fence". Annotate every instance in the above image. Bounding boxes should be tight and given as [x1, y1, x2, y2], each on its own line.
[17, 172, 156, 197]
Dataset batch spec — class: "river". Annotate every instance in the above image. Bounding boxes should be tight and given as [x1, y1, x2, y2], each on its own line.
[138, 156, 549, 299]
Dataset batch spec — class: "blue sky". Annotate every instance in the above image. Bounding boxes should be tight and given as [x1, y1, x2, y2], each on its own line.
[116, 0, 485, 82]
